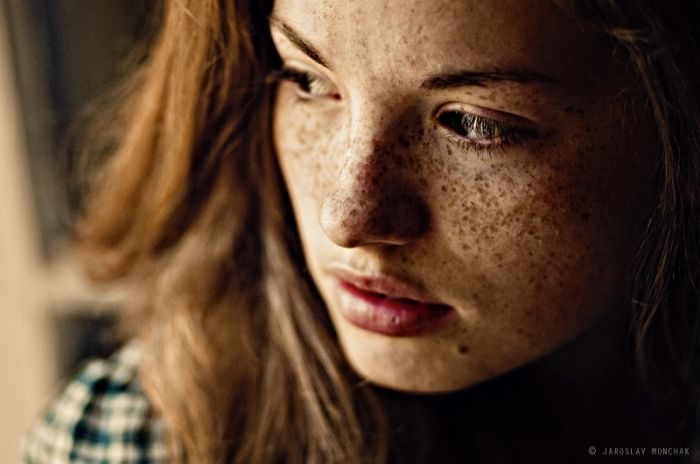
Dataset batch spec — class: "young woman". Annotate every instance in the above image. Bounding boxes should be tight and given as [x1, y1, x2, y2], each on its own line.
[23, 0, 700, 462]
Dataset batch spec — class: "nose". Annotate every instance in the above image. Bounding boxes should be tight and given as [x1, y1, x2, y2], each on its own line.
[319, 133, 430, 248]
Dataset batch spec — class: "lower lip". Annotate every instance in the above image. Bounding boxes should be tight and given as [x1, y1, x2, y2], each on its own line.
[335, 280, 453, 336]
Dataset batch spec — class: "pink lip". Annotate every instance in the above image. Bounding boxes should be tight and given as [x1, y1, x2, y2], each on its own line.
[329, 267, 454, 336]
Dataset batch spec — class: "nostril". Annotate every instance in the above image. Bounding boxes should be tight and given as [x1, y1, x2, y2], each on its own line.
[319, 152, 431, 247]
[320, 187, 431, 248]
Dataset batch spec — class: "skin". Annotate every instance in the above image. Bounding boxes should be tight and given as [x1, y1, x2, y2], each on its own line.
[270, 0, 654, 394]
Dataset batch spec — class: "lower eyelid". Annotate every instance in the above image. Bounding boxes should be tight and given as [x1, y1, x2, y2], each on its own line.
[442, 128, 498, 146]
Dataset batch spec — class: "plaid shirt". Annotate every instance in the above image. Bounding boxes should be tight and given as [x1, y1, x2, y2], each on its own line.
[21, 342, 179, 463]
[21, 341, 700, 463]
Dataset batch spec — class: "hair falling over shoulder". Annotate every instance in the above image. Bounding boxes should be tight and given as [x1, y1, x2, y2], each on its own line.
[75, 0, 385, 462]
[74, 0, 700, 462]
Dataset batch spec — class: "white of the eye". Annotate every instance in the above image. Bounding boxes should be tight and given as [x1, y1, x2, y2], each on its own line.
[308, 77, 336, 97]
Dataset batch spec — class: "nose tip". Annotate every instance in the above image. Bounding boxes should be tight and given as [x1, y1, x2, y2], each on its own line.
[319, 108, 430, 248]
[319, 173, 430, 248]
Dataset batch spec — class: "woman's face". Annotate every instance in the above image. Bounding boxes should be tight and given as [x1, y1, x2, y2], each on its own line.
[271, 0, 653, 392]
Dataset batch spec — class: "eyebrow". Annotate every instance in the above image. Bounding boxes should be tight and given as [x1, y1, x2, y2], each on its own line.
[271, 18, 554, 89]
[270, 18, 330, 68]
[420, 69, 554, 89]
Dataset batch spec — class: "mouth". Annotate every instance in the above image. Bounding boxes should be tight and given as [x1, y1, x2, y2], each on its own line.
[329, 267, 454, 337]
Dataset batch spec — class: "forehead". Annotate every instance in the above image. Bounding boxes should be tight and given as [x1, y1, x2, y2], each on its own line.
[271, 0, 612, 88]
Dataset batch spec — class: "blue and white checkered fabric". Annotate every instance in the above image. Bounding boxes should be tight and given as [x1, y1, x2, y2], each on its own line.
[21, 342, 177, 463]
[22, 340, 700, 463]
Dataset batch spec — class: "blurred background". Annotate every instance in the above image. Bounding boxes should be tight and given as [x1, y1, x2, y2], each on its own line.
[0, 1, 153, 460]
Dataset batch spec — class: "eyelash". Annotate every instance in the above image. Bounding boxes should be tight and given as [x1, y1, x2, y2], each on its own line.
[436, 110, 537, 156]
[271, 67, 538, 156]
[271, 67, 340, 101]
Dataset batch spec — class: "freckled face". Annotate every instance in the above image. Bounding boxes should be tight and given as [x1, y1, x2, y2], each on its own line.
[271, 0, 654, 392]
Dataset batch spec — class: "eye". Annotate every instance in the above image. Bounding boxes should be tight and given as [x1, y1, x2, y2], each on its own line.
[436, 109, 538, 154]
[438, 111, 510, 144]
[273, 67, 341, 101]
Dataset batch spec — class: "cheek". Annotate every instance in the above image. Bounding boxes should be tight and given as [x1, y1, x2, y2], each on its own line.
[273, 94, 340, 208]
[435, 124, 648, 342]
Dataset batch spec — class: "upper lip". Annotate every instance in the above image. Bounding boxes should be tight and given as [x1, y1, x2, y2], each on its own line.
[328, 265, 449, 306]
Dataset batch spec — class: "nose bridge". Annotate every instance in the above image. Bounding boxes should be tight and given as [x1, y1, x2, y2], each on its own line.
[340, 121, 392, 199]
[319, 99, 429, 248]
[338, 94, 411, 196]
[344, 97, 393, 168]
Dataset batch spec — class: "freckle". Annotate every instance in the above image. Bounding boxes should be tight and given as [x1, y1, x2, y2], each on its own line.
[441, 185, 448, 192]
[458, 344, 470, 354]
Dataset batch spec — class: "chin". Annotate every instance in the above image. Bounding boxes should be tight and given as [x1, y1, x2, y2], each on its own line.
[339, 338, 499, 395]
[366, 377, 479, 395]
[350, 361, 489, 394]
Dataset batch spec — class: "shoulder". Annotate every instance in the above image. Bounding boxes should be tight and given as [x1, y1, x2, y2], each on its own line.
[21, 341, 176, 463]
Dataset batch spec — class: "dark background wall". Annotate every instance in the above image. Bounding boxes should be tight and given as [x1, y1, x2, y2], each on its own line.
[2, 0, 154, 255]
[0, 3, 158, 457]
[1, 0, 157, 375]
